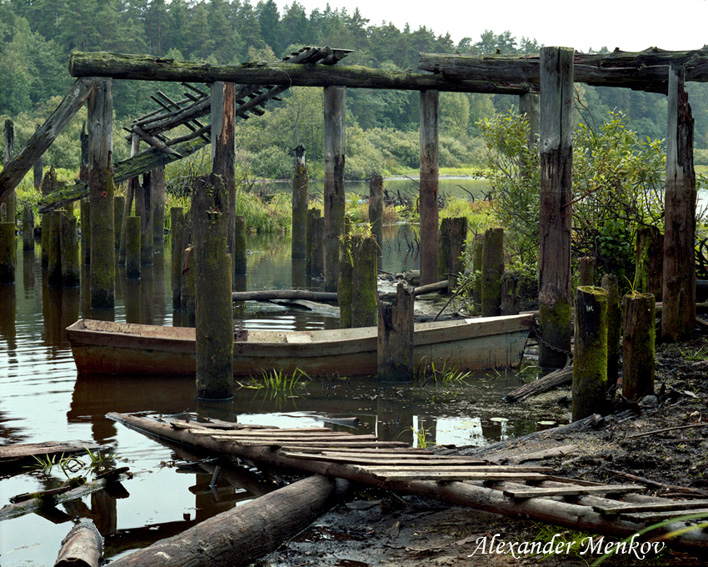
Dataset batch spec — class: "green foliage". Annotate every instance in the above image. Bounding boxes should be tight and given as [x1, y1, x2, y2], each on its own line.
[238, 368, 310, 392]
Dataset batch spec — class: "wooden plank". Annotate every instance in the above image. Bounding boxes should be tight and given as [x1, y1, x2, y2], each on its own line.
[278, 441, 411, 449]
[620, 509, 708, 522]
[593, 500, 708, 516]
[0, 441, 104, 464]
[211, 435, 378, 443]
[502, 484, 645, 500]
[279, 452, 488, 465]
[356, 465, 554, 473]
[282, 447, 429, 455]
[375, 471, 550, 482]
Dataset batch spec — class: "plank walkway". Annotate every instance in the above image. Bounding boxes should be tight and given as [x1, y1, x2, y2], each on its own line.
[108, 413, 708, 550]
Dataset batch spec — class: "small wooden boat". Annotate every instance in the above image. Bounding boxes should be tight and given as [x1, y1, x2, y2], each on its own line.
[66, 314, 533, 377]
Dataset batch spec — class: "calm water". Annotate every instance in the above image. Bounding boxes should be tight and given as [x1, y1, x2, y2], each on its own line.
[0, 225, 561, 566]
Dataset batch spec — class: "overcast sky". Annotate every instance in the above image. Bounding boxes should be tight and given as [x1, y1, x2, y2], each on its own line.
[271, 0, 708, 53]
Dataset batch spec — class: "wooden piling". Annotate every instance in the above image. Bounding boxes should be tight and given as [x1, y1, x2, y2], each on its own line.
[135, 172, 153, 265]
[472, 234, 483, 313]
[80, 198, 90, 265]
[184, 247, 196, 326]
[601, 274, 621, 384]
[323, 86, 346, 292]
[481, 227, 504, 317]
[211, 82, 236, 259]
[126, 216, 141, 279]
[152, 166, 166, 243]
[22, 204, 34, 251]
[438, 216, 467, 295]
[0, 222, 15, 284]
[170, 207, 184, 308]
[351, 235, 378, 327]
[88, 77, 115, 309]
[377, 281, 415, 382]
[2, 119, 16, 224]
[419, 89, 439, 286]
[292, 145, 309, 260]
[193, 174, 233, 400]
[622, 292, 656, 401]
[47, 211, 63, 288]
[311, 215, 325, 278]
[337, 238, 353, 328]
[572, 286, 608, 421]
[578, 256, 595, 286]
[501, 271, 520, 315]
[41, 167, 58, 268]
[180, 212, 192, 312]
[538, 47, 574, 368]
[60, 213, 80, 287]
[118, 134, 139, 265]
[114, 195, 124, 250]
[233, 214, 247, 275]
[633, 226, 663, 300]
[369, 174, 384, 270]
[306, 208, 321, 276]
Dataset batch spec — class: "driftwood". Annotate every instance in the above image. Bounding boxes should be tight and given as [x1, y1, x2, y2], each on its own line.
[503, 366, 573, 403]
[107, 475, 349, 567]
[54, 519, 103, 567]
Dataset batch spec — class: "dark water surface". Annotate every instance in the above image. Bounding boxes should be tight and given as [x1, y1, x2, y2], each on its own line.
[0, 228, 563, 566]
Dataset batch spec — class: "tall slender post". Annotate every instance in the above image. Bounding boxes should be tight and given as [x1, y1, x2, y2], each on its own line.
[233, 215, 247, 275]
[538, 47, 574, 368]
[119, 134, 140, 265]
[114, 195, 124, 249]
[60, 212, 80, 287]
[135, 171, 153, 264]
[419, 90, 439, 286]
[211, 82, 236, 263]
[662, 64, 696, 342]
[80, 198, 91, 265]
[41, 168, 58, 268]
[152, 165, 166, 244]
[88, 77, 115, 309]
[170, 207, 184, 308]
[22, 204, 34, 251]
[292, 145, 309, 259]
[369, 174, 384, 271]
[519, 92, 540, 146]
[323, 86, 346, 292]
[126, 216, 141, 279]
[2, 119, 16, 224]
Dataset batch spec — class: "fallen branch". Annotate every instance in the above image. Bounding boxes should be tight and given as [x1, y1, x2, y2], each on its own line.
[503, 366, 573, 403]
[602, 467, 708, 498]
[627, 423, 708, 439]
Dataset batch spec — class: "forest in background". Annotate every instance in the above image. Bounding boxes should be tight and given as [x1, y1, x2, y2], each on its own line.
[2, 0, 708, 178]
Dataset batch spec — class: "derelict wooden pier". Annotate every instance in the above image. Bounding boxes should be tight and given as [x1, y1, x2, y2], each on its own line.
[109, 412, 708, 551]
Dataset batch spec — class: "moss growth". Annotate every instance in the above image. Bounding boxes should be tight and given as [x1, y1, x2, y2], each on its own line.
[539, 294, 572, 368]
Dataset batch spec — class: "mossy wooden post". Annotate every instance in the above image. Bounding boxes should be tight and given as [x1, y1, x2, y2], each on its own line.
[501, 271, 520, 315]
[311, 215, 325, 278]
[41, 167, 58, 268]
[337, 238, 353, 328]
[60, 213, 80, 287]
[662, 64, 696, 342]
[306, 208, 320, 276]
[351, 235, 378, 327]
[0, 222, 15, 283]
[47, 211, 63, 288]
[622, 292, 656, 401]
[572, 286, 608, 421]
[170, 207, 184, 308]
[211, 82, 236, 263]
[22, 204, 34, 251]
[323, 86, 346, 292]
[438, 216, 467, 295]
[420, 89, 439, 286]
[193, 174, 233, 400]
[233, 215, 247, 275]
[292, 145, 309, 260]
[377, 281, 415, 382]
[88, 77, 115, 309]
[633, 226, 663, 300]
[481, 227, 504, 317]
[135, 172, 153, 265]
[578, 256, 594, 286]
[152, 165, 166, 244]
[126, 216, 141, 279]
[601, 274, 621, 384]
[539, 47, 574, 368]
[2, 119, 16, 224]
[118, 134, 139, 265]
[369, 174, 384, 270]
[472, 234, 484, 313]
[114, 195, 124, 249]
[80, 198, 90, 265]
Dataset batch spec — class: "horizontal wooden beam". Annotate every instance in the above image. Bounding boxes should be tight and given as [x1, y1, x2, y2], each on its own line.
[419, 47, 708, 94]
[68, 52, 533, 94]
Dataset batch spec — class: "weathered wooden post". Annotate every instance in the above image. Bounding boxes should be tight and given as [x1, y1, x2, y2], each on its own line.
[118, 135, 139, 265]
[578, 256, 594, 286]
[337, 238, 353, 328]
[41, 168, 58, 268]
[323, 86, 346, 292]
[377, 281, 415, 382]
[501, 271, 520, 315]
[80, 198, 90, 265]
[306, 208, 320, 276]
[47, 211, 63, 288]
[184, 246, 196, 325]
[22, 204, 34, 251]
[419, 89, 439, 286]
[135, 172, 153, 265]
[88, 77, 115, 309]
[2, 119, 16, 224]
[170, 207, 184, 308]
[114, 195, 124, 250]
[193, 174, 233, 400]
[622, 292, 656, 401]
[472, 234, 484, 313]
[369, 174, 384, 270]
[351, 235, 378, 327]
[311, 215, 325, 278]
[572, 286, 608, 421]
[60, 212, 80, 287]
[519, 92, 540, 146]
[538, 47, 574, 368]
[633, 226, 663, 300]
[126, 216, 141, 279]
[662, 64, 696, 342]
[212, 81, 236, 264]
[481, 227, 504, 317]
[179, 212, 193, 313]
[292, 145, 308, 260]
[152, 165, 166, 244]
[0, 222, 15, 283]
[33, 124, 43, 190]
[233, 215, 247, 275]
[601, 274, 621, 384]
[438, 216, 467, 295]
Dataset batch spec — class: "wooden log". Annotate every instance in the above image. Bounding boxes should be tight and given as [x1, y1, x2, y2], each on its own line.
[233, 214, 247, 275]
[170, 207, 184, 308]
[54, 519, 103, 567]
[323, 86, 346, 292]
[419, 90, 439, 285]
[601, 274, 621, 383]
[0, 78, 99, 205]
[151, 166, 166, 243]
[47, 211, 63, 288]
[369, 174, 384, 270]
[21, 203, 34, 251]
[337, 238, 353, 328]
[80, 198, 91, 265]
[503, 366, 573, 403]
[135, 172, 153, 265]
[41, 168, 59, 268]
[292, 145, 309, 260]
[211, 82, 236, 259]
[193, 174, 233, 400]
[377, 280, 414, 381]
[107, 475, 348, 567]
[351, 235, 378, 327]
[662, 65, 696, 342]
[126, 216, 141, 279]
[88, 77, 115, 309]
[0, 222, 15, 284]
[578, 256, 594, 286]
[60, 213, 80, 287]
[572, 286, 608, 421]
[113, 195, 124, 250]
[501, 271, 520, 315]
[481, 227, 504, 317]
[2, 119, 16, 224]
[232, 289, 338, 302]
[622, 293, 656, 401]
[633, 226, 663, 300]
[538, 47, 574, 369]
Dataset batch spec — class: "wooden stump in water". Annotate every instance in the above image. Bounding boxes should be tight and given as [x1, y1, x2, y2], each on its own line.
[351, 235, 378, 328]
[378, 281, 414, 382]
[622, 292, 655, 401]
[572, 286, 608, 421]
[578, 256, 595, 286]
[233, 214, 247, 276]
[41, 168, 59, 268]
[22, 204, 34, 251]
[170, 207, 184, 308]
[126, 216, 141, 280]
[47, 211, 63, 288]
[481, 227, 504, 317]
[601, 274, 621, 384]
[0, 222, 16, 284]
[60, 213, 80, 287]
[438, 216, 467, 296]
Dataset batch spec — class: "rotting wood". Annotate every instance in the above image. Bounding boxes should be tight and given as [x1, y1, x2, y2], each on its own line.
[151, 166, 166, 243]
[54, 519, 103, 567]
[626, 422, 707, 439]
[0, 441, 104, 467]
[503, 366, 572, 403]
[211, 81, 236, 260]
[135, 171, 153, 265]
[622, 292, 656, 401]
[231, 289, 338, 302]
[502, 484, 645, 500]
[602, 467, 708, 498]
[593, 500, 708, 516]
[481, 227, 504, 316]
[292, 145, 308, 260]
[419, 90, 439, 286]
[601, 274, 621, 384]
[2, 120, 16, 222]
[369, 174, 384, 270]
[377, 280, 414, 381]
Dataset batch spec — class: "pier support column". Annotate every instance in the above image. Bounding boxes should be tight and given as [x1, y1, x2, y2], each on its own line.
[419, 90, 439, 286]
[369, 174, 384, 271]
[292, 145, 309, 260]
